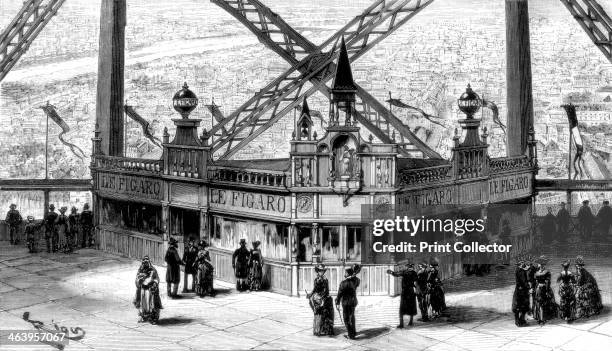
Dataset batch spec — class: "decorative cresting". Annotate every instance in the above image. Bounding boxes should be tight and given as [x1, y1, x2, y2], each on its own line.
[399, 165, 453, 187]
[452, 84, 489, 179]
[207, 167, 287, 188]
[164, 82, 210, 179]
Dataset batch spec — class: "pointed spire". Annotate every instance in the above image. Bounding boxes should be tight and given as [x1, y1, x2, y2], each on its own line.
[332, 37, 357, 93]
[301, 96, 310, 117]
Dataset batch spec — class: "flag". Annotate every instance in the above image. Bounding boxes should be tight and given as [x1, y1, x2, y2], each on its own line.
[123, 105, 162, 148]
[205, 101, 228, 137]
[481, 99, 506, 134]
[39, 102, 86, 159]
[562, 104, 583, 149]
[385, 92, 445, 128]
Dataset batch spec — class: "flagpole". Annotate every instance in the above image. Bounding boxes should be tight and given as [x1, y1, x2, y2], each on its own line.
[45, 110, 49, 180]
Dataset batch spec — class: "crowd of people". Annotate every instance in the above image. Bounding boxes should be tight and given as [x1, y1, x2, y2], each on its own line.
[540, 200, 612, 243]
[512, 255, 603, 327]
[4, 203, 94, 253]
[134, 237, 264, 324]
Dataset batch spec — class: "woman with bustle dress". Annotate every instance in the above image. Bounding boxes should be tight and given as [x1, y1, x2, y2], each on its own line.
[308, 263, 334, 336]
[56, 206, 69, 253]
[533, 256, 558, 324]
[134, 256, 163, 324]
[194, 249, 215, 297]
[557, 260, 576, 322]
[427, 260, 446, 318]
[574, 256, 603, 318]
[248, 241, 264, 291]
[386, 263, 418, 328]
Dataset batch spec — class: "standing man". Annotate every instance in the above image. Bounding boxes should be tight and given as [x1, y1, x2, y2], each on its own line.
[416, 261, 430, 322]
[182, 237, 199, 293]
[577, 200, 594, 241]
[67, 207, 79, 252]
[595, 200, 612, 240]
[556, 202, 570, 244]
[232, 239, 250, 291]
[164, 237, 182, 298]
[80, 203, 93, 248]
[5, 204, 23, 245]
[25, 216, 39, 253]
[44, 204, 59, 253]
[386, 263, 417, 328]
[336, 264, 361, 339]
[541, 207, 556, 244]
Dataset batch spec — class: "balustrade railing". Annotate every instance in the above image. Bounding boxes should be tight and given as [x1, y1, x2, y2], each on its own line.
[166, 146, 204, 179]
[398, 164, 452, 187]
[455, 149, 487, 179]
[208, 167, 287, 188]
[489, 155, 532, 174]
[92, 155, 163, 174]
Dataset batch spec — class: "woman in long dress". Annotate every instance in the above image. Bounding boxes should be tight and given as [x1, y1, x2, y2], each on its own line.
[56, 207, 69, 253]
[428, 260, 446, 317]
[134, 256, 163, 324]
[575, 256, 603, 318]
[557, 260, 577, 322]
[194, 250, 215, 297]
[533, 256, 557, 324]
[308, 264, 334, 336]
[248, 241, 264, 291]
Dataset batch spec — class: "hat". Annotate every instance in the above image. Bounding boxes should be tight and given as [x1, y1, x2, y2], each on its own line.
[418, 261, 428, 267]
[561, 260, 571, 269]
[604, 200, 610, 205]
[314, 263, 327, 273]
[198, 240, 208, 248]
[575, 256, 585, 266]
[142, 255, 150, 263]
[560, 202, 566, 206]
[535, 255, 549, 266]
[429, 258, 439, 267]
[71, 206, 77, 213]
[27, 216, 34, 221]
[49, 204, 55, 210]
[59, 206, 67, 213]
[239, 238, 246, 245]
[253, 240, 261, 248]
[169, 237, 178, 247]
[515, 255, 525, 266]
[583, 200, 589, 204]
[9, 203, 16, 209]
[83, 203, 90, 210]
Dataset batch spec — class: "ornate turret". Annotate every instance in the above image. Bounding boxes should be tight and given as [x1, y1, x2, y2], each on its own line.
[296, 97, 314, 141]
[170, 82, 202, 147]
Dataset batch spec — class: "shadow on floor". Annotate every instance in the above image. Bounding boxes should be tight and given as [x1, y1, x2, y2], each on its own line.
[155, 316, 200, 326]
[356, 326, 391, 340]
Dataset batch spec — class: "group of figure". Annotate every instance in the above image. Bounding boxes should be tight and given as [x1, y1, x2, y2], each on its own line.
[4, 203, 93, 253]
[386, 260, 446, 328]
[541, 200, 612, 243]
[512, 255, 603, 327]
[164, 237, 214, 299]
[232, 238, 264, 292]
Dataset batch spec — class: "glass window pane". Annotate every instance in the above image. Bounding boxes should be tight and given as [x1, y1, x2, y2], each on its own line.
[346, 226, 361, 261]
[321, 226, 340, 261]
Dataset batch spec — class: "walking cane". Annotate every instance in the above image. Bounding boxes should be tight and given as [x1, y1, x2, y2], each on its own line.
[336, 303, 343, 325]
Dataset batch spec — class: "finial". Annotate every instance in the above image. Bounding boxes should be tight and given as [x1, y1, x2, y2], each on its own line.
[313, 131, 317, 139]
[391, 131, 396, 142]
[368, 134, 373, 142]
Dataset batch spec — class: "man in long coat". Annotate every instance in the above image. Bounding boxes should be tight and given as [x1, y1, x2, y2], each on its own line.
[182, 237, 199, 293]
[386, 263, 417, 328]
[577, 200, 594, 240]
[556, 202, 570, 244]
[44, 204, 59, 253]
[595, 200, 612, 240]
[165, 237, 182, 298]
[80, 203, 93, 248]
[232, 239, 250, 291]
[5, 204, 23, 245]
[336, 264, 361, 339]
[416, 262, 430, 322]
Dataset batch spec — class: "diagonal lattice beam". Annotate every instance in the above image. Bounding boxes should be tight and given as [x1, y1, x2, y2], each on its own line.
[209, 0, 441, 159]
[0, 0, 67, 82]
[560, 0, 612, 63]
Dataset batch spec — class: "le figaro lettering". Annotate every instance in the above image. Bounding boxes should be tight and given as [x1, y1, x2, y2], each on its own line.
[210, 188, 287, 214]
[99, 173, 162, 199]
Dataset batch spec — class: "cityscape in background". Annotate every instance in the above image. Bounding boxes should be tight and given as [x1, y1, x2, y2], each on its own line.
[1, 0, 612, 215]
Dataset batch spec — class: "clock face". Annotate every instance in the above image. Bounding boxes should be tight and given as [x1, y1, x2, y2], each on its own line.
[297, 195, 313, 213]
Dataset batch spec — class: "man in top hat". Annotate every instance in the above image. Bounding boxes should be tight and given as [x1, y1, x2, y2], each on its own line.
[512, 256, 531, 327]
[386, 263, 418, 328]
[595, 200, 612, 240]
[541, 207, 557, 244]
[336, 264, 361, 339]
[182, 237, 199, 293]
[556, 202, 570, 244]
[416, 261, 430, 322]
[577, 200, 594, 240]
[80, 203, 93, 248]
[67, 206, 79, 252]
[44, 204, 59, 252]
[164, 237, 182, 298]
[232, 238, 251, 291]
[5, 204, 23, 245]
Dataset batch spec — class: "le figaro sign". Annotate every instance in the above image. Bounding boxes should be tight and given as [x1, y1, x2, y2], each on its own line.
[210, 188, 289, 216]
[98, 172, 163, 200]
